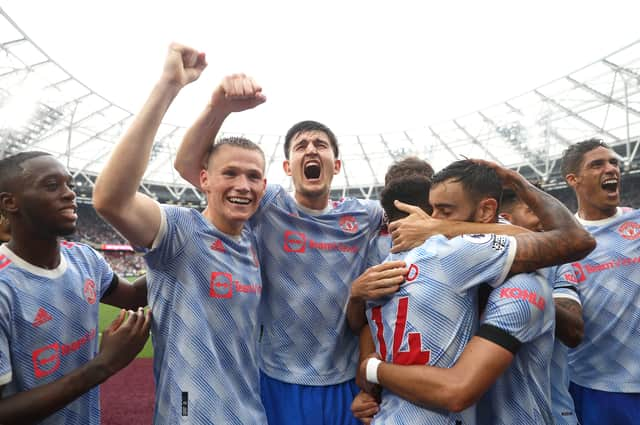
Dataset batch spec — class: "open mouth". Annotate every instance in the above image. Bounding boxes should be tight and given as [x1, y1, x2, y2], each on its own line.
[228, 197, 251, 205]
[601, 177, 619, 193]
[304, 162, 321, 180]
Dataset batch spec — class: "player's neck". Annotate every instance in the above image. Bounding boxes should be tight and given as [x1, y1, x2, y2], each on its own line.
[6, 233, 61, 270]
[201, 207, 244, 237]
[294, 192, 330, 211]
[577, 202, 618, 221]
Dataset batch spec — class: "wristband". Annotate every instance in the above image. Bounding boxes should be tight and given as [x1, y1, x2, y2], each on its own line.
[366, 358, 382, 384]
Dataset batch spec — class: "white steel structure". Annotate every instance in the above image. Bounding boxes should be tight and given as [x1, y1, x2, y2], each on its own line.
[1, 7, 639, 204]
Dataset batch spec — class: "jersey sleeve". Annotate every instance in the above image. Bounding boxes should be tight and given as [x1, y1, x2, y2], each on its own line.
[365, 228, 392, 268]
[0, 291, 12, 386]
[478, 274, 550, 353]
[360, 199, 385, 237]
[85, 247, 117, 300]
[252, 184, 282, 220]
[145, 206, 190, 269]
[548, 264, 581, 304]
[434, 234, 517, 292]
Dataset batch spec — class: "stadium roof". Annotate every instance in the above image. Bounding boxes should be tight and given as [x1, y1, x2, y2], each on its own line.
[1, 7, 640, 204]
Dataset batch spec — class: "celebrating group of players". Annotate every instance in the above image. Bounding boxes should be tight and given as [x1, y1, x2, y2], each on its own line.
[0, 43, 638, 425]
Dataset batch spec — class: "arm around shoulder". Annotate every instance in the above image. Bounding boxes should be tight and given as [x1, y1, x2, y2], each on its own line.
[374, 336, 514, 412]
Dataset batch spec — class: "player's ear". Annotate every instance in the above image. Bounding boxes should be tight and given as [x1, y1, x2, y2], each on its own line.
[476, 197, 498, 224]
[0, 192, 18, 214]
[565, 173, 578, 188]
[260, 178, 267, 196]
[283, 160, 292, 176]
[200, 169, 210, 191]
[333, 159, 341, 175]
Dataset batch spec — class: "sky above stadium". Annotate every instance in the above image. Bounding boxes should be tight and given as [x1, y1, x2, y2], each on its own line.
[3, 0, 640, 136]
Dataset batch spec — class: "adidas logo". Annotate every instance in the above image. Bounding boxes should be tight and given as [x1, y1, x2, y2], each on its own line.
[210, 239, 225, 253]
[32, 307, 52, 327]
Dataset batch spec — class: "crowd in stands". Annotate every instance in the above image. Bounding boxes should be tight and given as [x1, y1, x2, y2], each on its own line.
[75, 204, 126, 245]
[74, 203, 144, 276]
[102, 251, 145, 277]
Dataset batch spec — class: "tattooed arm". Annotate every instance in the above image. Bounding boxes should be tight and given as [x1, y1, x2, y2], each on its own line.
[554, 298, 584, 348]
[477, 161, 596, 276]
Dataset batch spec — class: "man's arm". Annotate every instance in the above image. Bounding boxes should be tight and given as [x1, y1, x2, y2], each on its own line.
[356, 326, 378, 391]
[101, 275, 148, 310]
[554, 297, 584, 348]
[498, 167, 595, 275]
[363, 336, 513, 413]
[391, 163, 595, 274]
[353, 329, 381, 423]
[389, 201, 531, 253]
[93, 43, 207, 248]
[174, 74, 266, 188]
[0, 309, 150, 424]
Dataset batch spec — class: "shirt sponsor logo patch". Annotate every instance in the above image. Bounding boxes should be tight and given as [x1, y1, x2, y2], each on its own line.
[31, 329, 96, 379]
[209, 272, 261, 299]
[499, 287, 545, 311]
[32, 342, 60, 378]
[284, 230, 306, 253]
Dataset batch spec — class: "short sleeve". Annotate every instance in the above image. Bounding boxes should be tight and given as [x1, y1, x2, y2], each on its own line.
[549, 264, 581, 304]
[145, 206, 190, 268]
[479, 273, 550, 346]
[89, 249, 116, 300]
[425, 234, 517, 293]
[252, 184, 283, 221]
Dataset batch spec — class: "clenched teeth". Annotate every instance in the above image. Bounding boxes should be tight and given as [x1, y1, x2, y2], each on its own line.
[228, 197, 251, 205]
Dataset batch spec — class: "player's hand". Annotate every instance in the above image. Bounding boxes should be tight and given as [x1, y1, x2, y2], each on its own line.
[98, 308, 151, 375]
[389, 201, 443, 253]
[160, 42, 207, 88]
[209, 74, 266, 115]
[351, 391, 380, 424]
[351, 261, 407, 301]
[359, 353, 383, 395]
[471, 159, 527, 191]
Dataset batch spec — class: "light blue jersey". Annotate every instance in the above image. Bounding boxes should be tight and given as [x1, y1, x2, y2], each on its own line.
[477, 272, 555, 425]
[0, 242, 114, 425]
[367, 233, 516, 425]
[252, 185, 383, 386]
[145, 206, 267, 424]
[549, 264, 581, 425]
[569, 207, 640, 392]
